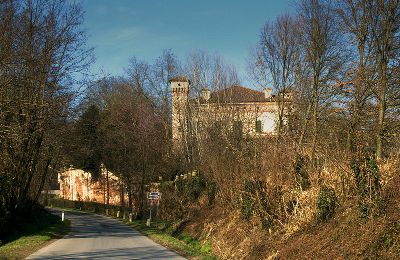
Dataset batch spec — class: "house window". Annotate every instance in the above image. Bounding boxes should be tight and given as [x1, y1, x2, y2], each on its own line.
[256, 112, 276, 133]
[255, 120, 262, 133]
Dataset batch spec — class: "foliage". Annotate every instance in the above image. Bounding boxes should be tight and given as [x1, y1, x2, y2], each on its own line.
[240, 180, 256, 220]
[207, 181, 218, 205]
[0, 0, 92, 239]
[316, 186, 337, 222]
[72, 105, 103, 179]
[187, 175, 206, 201]
[175, 173, 206, 203]
[293, 155, 311, 191]
[352, 155, 385, 218]
[240, 179, 273, 230]
[48, 198, 129, 217]
[368, 222, 400, 257]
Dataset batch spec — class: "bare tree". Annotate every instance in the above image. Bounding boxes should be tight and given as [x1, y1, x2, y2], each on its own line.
[251, 13, 300, 139]
[0, 0, 93, 237]
[335, 0, 376, 158]
[150, 50, 181, 154]
[367, 0, 400, 160]
[296, 0, 344, 160]
[180, 51, 240, 167]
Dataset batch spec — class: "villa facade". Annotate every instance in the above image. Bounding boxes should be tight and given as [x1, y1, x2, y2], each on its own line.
[170, 76, 291, 149]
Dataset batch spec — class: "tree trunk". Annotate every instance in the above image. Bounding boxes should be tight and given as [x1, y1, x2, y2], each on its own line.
[376, 63, 387, 160]
[106, 169, 110, 206]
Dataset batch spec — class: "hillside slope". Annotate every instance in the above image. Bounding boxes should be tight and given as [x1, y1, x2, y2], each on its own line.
[181, 171, 400, 259]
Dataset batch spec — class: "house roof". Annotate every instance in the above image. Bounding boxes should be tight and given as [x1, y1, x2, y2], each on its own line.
[169, 76, 190, 83]
[207, 85, 269, 103]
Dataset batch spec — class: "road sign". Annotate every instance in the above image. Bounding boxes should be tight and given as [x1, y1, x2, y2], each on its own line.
[147, 192, 161, 200]
[147, 192, 162, 226]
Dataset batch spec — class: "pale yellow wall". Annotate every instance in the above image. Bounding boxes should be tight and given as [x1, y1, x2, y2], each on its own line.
[171, 80, 289, 149]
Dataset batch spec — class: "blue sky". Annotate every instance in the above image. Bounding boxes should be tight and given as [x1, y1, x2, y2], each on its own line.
[81, 0, 294, 86]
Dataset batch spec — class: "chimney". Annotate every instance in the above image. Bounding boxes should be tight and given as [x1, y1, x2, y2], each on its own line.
[202, 88, 210, 101]
[264, 87, 272, 100]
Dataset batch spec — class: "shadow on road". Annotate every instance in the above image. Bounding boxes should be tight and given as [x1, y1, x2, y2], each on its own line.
[27, 209, 185, 260]
[30, 245, 181, 259]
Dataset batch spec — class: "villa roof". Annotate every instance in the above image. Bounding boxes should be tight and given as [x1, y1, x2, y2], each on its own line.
[207, 85, 268, 103]
[169, 76, 190, 83]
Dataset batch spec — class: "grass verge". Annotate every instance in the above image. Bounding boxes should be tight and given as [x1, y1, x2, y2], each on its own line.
[124, 219, 217, 260]
[0, 209, 70, 260]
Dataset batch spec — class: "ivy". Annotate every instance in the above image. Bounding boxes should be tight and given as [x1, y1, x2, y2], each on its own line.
[316, 186, 337, 222]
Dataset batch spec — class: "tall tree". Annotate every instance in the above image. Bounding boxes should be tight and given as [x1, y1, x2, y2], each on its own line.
[296, 0, 344, 159]
[368, 0, 400, 160]
[73, 104, 102, 179]
[336, 0, 375, 156]
[150, 50, 180, 151]
[182, 51, 240, 167]
[0, 0, 92, 238]
[252, 13, 300, 138]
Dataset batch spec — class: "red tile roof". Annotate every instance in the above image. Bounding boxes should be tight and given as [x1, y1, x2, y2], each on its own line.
[169, 76, 190, 83]
[208, 85, 267, 103]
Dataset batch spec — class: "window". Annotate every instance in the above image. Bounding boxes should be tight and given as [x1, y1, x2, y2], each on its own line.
[256, 112, 276, 133]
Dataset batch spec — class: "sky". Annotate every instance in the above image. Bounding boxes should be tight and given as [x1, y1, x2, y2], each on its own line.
[81, 0, 294, 87]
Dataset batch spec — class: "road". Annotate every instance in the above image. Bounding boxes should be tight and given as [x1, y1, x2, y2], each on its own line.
[26, 209, 185, 260]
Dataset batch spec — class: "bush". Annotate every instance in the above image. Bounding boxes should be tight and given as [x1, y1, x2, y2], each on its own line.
[293, 155, 311, 191]
[240, 179, 256, 220]
[159, 173, 207, 219]
[316, 186, 337, 222]
[207, 181, 218, 205]
[187, 175, 205, 201]
[240, 179, 274, 230]
[47, 198, 130, 217]
[176, 178, 185, 193]
[241, 196, 255, 220]
[352, 155, 385, 218]
[159, 182, 183, 220]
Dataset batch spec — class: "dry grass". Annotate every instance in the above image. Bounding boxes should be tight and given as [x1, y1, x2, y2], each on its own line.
[176, 150, 400, 259]
[281, 187, 319, 238]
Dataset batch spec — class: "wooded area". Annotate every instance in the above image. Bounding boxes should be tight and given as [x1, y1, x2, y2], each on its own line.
[1, 1, 400, 257]
[0, 0, 93, 240]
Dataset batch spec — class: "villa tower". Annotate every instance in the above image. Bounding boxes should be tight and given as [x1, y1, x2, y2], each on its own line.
[170, 76, 190, 144]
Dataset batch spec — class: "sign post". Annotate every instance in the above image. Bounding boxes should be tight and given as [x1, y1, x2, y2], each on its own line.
[146, 192, 161, 227]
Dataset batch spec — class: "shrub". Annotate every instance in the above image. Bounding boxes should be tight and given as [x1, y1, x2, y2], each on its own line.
[207, 181, 218, 205]
[240, 179, 274, 230]
[241, 196, 255, 220]
[316, 186, 337, 222]
[174, 173, 206, 202]
[352, 155, 385, 218]
[187, 175, 205, 201]
[293, 155, 311, 190]
[240, 179, 256, 220]
[176, 178, 185, 193]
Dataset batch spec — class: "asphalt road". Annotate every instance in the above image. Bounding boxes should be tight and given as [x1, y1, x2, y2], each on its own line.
[26, 209, 186, 260]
